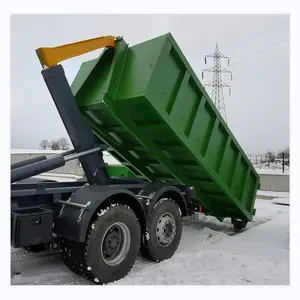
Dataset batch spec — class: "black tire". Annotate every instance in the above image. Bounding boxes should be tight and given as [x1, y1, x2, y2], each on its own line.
[59, 204, 141, 284]
[59, 238, 85, 276]
[85, 204, 140, 284]
[141, 198, 182, 262]
[232, 218, 247, 231]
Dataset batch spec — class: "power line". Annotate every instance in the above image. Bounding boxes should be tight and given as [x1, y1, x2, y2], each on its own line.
[232, 63, 287, 82]
[229, 38, 289, 68]
[226, 16, 289, 54]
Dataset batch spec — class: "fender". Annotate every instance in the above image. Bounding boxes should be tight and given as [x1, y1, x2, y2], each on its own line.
[137, 183, 188, 218]
[53, 185, 147, 242]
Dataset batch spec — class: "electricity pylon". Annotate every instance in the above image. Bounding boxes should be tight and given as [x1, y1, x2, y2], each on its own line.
[202, 43, 232, 122]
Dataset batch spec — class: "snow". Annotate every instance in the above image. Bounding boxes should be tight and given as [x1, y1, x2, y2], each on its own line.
[11, 149, 65, 154]
[254, 162, 289, 174]
[11, 198, 289, 285]
[110, 200, 289, 285]
[102, 152, 121, 165]
[256, 168, 289, 175]
[38, 173, 82, 179]
[33, 173, 81, 182]
[97, 207, 109, 217]
[256, 190, 290, 198]
[11, 148, 121, 166]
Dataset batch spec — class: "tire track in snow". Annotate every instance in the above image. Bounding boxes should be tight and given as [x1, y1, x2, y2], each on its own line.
[30, 274, 91, 285]
[12, 272, 92, 285]
[133, 256, 157, 270]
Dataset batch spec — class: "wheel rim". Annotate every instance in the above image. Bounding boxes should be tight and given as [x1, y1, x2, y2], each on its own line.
[156, 213, 176, 247]
[100, 222, 131, 266]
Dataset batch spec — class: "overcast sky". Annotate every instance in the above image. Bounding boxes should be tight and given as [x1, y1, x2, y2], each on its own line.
[10, 14, 289, 155]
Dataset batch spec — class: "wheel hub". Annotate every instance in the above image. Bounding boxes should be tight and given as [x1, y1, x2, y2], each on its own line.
[101, 222, 131, 266]
[156, 213, 176, 247]
[164, 222, 173, 238]
[104, 231, 121, 255]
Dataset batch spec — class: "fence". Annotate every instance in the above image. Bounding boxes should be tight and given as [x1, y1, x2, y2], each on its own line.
[247, 153, 290, 174]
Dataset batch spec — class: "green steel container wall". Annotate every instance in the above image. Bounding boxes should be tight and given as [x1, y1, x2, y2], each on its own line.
[107, 165, 135, 177]
[72, 33, 260, 222]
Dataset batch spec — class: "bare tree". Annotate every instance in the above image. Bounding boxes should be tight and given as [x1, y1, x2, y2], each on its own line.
[58, 138, 70, 150]
[51, 140, 60, 150]
[266, 151, 275, 163]
[283, 147, 290, 160]
[39, 140, 50, 150]
[277, 147, 290, 159]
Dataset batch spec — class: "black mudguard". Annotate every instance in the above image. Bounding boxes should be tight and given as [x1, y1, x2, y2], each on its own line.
[53, 185, 147, 242]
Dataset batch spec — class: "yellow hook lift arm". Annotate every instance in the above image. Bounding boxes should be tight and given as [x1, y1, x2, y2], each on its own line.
[36, 35, 119, 68]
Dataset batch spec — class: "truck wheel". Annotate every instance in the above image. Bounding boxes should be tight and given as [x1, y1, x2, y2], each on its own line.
[232, 218, 247, 230]
[58, 205, 140, 284]
[59, 238, 85, 276]
[141, 198, 182, 262]
[84, 204, 140, 284]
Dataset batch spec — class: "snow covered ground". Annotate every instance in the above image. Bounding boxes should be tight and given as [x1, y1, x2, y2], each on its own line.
[251, 160, 289, 175]
[11, 196, 289, 285]
[256, 190, 289, 198]
[256, 168, 290, 175]
[33, 172, 81, 182]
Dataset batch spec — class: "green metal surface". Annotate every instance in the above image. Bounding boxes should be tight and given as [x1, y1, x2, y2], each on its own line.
[71, 33, 260, 222]
[107, 164, 135, 178]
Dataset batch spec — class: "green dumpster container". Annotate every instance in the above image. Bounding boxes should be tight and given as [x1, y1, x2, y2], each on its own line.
[71, 33, 260, 223]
